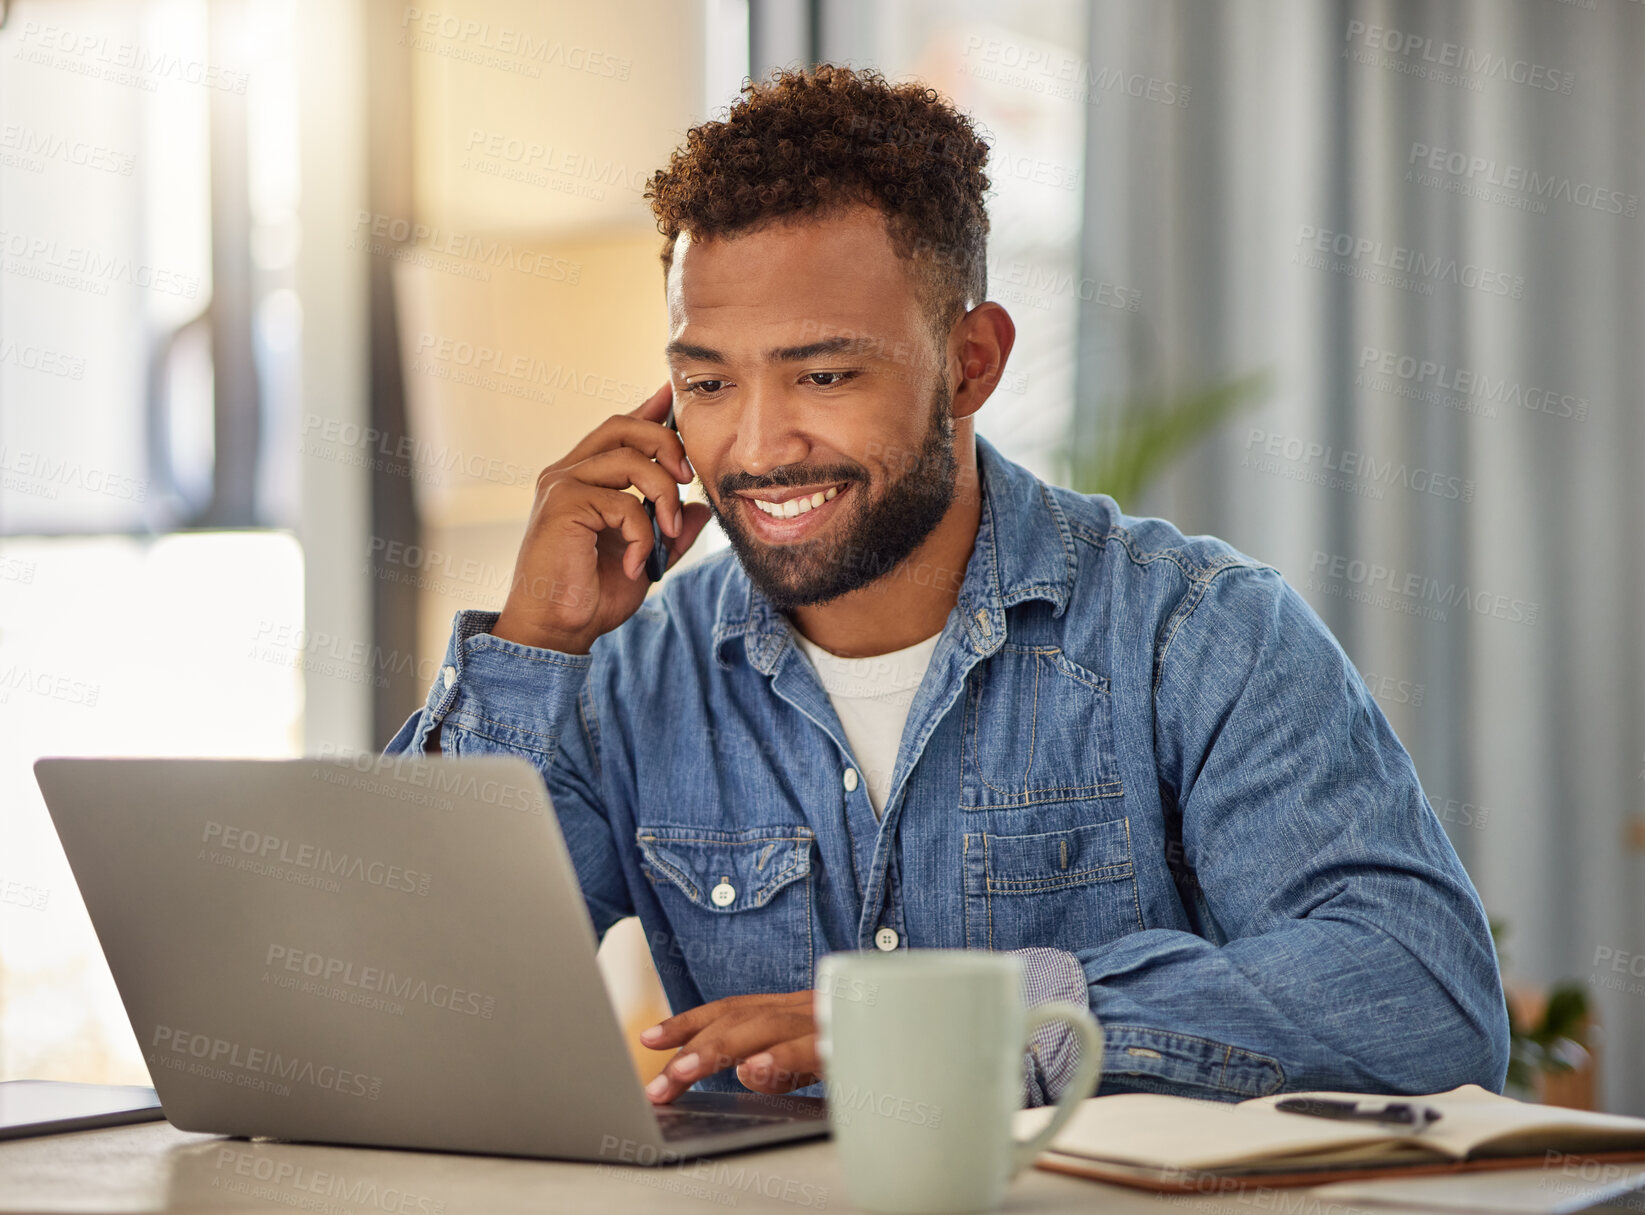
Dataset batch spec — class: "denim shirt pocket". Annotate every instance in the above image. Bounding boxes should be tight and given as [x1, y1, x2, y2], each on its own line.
[962, 818, 1143, 952]
[961, 646, 1125, 809]
[635, 823, 816, 1002]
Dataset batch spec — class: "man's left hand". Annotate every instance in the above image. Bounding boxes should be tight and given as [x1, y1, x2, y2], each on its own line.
[639, 991, 820, 1103]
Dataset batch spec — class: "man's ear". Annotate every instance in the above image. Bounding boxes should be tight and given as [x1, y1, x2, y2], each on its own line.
[949, 301, 1016, 422]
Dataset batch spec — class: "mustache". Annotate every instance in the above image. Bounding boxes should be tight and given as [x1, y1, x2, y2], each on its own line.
[717, 467, 866, 496]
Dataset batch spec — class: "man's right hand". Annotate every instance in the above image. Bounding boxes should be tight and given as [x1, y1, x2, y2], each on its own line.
[490, 382, 712, 654]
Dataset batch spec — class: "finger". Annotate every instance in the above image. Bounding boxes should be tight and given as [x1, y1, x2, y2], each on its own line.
[639, 992, 763, 1050]
[737, 1034, 821, 1094]
[559, 485, 655, 581]
[640, 991, 809, 1050]
[627, 380, 672, 421]
[571, 448, 685, 537]
[663, 1011, 815, 1090]
[559, 403, 689, 483]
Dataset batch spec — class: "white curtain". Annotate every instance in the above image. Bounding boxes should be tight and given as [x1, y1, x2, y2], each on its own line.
[1074, 0, 1645, 1112]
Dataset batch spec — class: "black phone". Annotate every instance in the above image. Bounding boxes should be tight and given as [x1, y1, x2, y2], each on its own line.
[642, 401, 679, 582]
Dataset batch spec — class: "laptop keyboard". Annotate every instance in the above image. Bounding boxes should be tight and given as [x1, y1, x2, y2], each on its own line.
[654, 1107, 790, 1141]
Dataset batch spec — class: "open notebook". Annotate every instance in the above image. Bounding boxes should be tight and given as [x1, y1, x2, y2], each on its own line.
[1013, 1085, 1645, 1192]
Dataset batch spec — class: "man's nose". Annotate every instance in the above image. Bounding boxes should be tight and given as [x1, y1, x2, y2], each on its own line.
[727, 384, 809, 479]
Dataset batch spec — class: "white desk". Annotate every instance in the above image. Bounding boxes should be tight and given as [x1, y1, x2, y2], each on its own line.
[4, 1120, 1643, 1214]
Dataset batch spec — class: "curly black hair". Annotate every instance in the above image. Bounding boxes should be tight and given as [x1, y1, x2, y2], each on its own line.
[644, 63, 992, 354]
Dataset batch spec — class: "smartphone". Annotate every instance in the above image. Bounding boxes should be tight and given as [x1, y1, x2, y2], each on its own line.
[642, 400, 679, 582]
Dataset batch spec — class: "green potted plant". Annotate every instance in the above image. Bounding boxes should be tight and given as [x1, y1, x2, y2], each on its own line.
[1492, 918, 1594, 1106]
[1063, 369, 1273, 505]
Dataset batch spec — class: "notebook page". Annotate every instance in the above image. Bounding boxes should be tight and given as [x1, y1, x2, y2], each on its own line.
[1014, 1093, 1438, 1171]
[1239, 1085, 1645, 1160]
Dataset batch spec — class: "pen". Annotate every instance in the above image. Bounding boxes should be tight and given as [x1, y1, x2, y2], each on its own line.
[1274, 1098, 1443, 1129]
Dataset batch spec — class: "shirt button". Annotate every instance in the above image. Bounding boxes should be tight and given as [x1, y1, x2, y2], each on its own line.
[843, 768, 859, 792]
[710, 881, 736, 907]
[441, 665, 456, 687]
[874, 927, 899, 951]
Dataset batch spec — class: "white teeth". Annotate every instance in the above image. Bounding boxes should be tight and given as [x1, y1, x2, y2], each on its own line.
[752, 484, 844, 519]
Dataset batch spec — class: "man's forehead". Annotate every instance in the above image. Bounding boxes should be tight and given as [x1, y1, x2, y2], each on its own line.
[664, 214, 923, 361]
[667, 210, 913, 307]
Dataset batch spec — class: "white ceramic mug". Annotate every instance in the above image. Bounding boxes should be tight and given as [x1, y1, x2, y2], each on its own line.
[814, 949, 1103, 1214]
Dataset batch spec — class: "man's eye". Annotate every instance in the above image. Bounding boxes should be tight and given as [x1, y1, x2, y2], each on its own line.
[684, 380, 727, 396]
[805, 370, 858, 388]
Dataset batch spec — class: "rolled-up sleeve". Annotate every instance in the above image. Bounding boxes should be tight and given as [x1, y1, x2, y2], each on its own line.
[384, 609, 633, 942]
[1071, 564, 1509, 1099]
[1014, 946, 1093, 1107]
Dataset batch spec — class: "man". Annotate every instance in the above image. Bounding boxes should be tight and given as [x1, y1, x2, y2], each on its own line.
[386, 64, 1509, 1107]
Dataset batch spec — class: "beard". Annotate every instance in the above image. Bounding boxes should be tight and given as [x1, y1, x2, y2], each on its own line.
[704, 376, 959, 613]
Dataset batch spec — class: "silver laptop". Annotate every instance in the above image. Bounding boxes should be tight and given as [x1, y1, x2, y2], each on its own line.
[33, 755, 828, 1162]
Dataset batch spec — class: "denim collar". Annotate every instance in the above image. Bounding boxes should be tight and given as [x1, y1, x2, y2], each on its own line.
[710, 433, 1077, 673]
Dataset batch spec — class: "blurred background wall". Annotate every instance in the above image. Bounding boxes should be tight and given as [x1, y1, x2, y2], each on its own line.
[2, 0, 1640, 1111]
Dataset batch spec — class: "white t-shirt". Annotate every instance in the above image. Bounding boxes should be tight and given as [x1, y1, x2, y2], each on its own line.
[789, 624, 943, 818]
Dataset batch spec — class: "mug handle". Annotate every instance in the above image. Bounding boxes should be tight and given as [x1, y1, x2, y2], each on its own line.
[1008, 1002, 1104, 1178]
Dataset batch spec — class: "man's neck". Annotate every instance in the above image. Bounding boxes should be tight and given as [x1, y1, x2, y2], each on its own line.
[787, 447, 983, 659]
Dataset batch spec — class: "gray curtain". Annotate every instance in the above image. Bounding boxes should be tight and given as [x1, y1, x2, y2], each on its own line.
[1076, 0, 1644, 1111]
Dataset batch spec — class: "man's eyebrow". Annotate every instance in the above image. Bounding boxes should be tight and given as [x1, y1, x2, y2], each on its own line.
[664, 335, 884, 365]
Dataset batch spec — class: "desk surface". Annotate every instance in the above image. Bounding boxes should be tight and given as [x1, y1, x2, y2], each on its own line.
[0, 1120, 1144, 1214]
[4, 1120, 1642, 1215]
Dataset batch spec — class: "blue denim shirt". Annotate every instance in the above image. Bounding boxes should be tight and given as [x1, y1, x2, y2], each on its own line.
[386, 434, 1510, 1103]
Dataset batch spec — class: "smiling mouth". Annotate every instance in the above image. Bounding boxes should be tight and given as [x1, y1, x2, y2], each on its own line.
[744, 483, 846, 518]
[735, 481, 853, 537]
